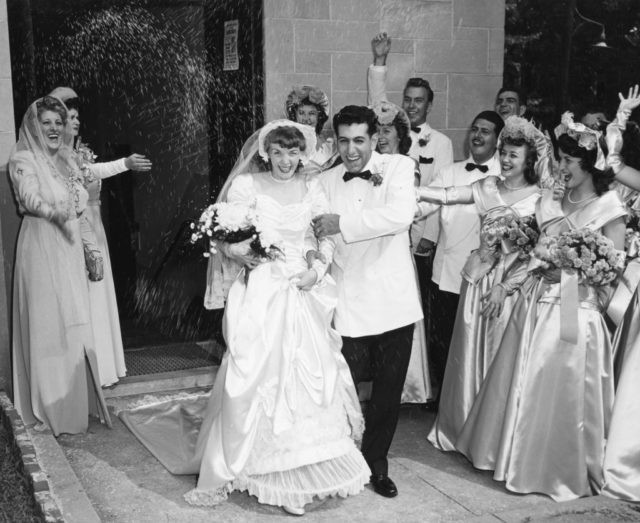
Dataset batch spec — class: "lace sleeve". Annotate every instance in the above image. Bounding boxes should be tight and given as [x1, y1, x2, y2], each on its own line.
[9, 153, 54, 219]
[305, 177, 335, 279]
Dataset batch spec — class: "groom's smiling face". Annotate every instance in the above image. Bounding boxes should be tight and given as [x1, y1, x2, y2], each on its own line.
[336, 123, 378, 173]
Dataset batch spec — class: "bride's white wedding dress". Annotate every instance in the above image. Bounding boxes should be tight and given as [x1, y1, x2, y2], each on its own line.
[184, 173, 370, 508]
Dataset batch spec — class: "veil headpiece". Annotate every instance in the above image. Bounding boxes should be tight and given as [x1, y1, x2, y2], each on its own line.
[500, 115, 555, 188]
[10, 97, 78, 214]
[554, 111, 606, 170]
[49, 86, 79, 103]
[204, 120, 319, 309]
[284, 85, 330, 118]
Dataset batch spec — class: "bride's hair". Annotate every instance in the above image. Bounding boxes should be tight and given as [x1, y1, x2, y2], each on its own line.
[36, 96, 67, 123]
[263, 126, 307, 153]
[557, 133, 613, 195]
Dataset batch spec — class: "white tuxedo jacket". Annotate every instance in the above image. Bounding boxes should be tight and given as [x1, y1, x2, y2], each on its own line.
[431, 154, 501, 294]
[320, 152, 423, 337]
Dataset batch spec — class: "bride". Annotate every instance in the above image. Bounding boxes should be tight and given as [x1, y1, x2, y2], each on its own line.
[185, 120, 370, 515]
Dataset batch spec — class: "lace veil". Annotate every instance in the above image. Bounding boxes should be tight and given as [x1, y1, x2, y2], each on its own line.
[204, 120, 318, 309]
[9, 97, 77, 215]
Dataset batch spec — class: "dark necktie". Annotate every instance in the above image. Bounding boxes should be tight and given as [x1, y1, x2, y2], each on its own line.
[419, 156, 434, 165]
[465, 162, 489, 173]
[411, 126, 421, 134]
[343, 170, 372, 182]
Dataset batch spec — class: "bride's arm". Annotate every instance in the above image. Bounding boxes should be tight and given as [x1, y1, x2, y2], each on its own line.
[304, 178, 335, 280]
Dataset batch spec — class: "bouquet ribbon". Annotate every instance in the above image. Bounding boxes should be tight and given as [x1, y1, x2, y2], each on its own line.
[607, 258, 640, 326]
[560, 269, 579, 344]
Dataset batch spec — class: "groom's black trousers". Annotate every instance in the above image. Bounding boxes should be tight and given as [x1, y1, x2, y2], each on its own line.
[341, 323, 414, 477]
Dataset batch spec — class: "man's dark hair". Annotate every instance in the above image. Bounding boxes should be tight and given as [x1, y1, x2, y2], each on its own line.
[404, 78, 434, 104]
[473, 110, 505, 137]
[333, 105, 377, 137]
[497, 86, 527, 107]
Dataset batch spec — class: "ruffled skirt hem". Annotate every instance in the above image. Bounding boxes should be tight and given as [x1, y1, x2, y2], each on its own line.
[184, 447, 370, 508]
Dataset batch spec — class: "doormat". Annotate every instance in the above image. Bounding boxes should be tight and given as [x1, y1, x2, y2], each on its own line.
[124, 343, 222, 376]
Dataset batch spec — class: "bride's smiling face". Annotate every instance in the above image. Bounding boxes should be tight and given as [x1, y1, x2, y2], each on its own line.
[268, 143, 301, 180]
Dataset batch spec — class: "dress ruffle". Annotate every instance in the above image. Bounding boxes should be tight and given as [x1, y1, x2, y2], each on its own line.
[184, 446, 369, 508]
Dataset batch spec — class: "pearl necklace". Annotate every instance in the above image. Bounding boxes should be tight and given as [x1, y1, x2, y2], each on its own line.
[502, 179, 529, 191]
[269, 172, 295, 184]
[567, 188, 596, 204]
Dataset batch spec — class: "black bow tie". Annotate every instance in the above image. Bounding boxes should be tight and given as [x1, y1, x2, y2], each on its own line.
[419, 156, 434, 165]
[343, 170, 372, 182]
[411, 126, 421, 134]
[465, 162, 489, 173]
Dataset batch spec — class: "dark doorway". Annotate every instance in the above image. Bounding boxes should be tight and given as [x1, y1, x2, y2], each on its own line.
[7, 0, 264, 360]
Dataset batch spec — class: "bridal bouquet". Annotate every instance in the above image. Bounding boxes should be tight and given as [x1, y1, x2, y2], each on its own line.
[484, 215, 540, 260]
[530, 228, 625, 286]
[190, 201, 282, 259]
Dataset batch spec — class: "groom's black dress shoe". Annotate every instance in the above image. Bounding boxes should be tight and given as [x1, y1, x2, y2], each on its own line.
[370, 474, 398, 498]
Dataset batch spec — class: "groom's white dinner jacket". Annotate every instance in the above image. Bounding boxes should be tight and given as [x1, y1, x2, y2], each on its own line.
[319, 151, 423, 338]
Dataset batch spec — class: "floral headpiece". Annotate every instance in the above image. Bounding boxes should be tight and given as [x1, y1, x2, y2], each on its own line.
[500, 116, 540, 147]
[371, 100, 410, 130]
[500, 115, 555, 188]
[554, 111, 606, 169]
[257, 119, 317, 165]
[284, 85, 330, 117]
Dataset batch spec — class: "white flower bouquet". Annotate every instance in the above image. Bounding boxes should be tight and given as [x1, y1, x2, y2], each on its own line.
[190, 201, 282, 259]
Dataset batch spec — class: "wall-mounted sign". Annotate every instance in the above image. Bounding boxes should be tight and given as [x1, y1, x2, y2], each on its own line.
[223, 20, 239, 71]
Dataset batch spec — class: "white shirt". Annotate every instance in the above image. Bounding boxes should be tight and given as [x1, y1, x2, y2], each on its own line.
[367, 64, 454, 250]
[320, 151, 423, 337]
[431, 154, 501, 294]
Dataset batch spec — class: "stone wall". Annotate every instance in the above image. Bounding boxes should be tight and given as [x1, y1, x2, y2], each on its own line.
[263, 0, 505, 160]
[0, 0, 16, 396]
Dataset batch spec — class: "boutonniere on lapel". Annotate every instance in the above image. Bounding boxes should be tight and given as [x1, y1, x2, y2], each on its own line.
[418, 132, 431, 148]
[370, 171, 384, 186]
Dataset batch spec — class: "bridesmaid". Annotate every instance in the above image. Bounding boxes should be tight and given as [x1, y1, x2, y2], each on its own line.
[417, 116, 546, 450]
[10, 96, 110, 435]
[49, 87, 152, 386]
[602, 86, 640, 502]
[285, 85, 338, 169]
[454, 118, 626, 502]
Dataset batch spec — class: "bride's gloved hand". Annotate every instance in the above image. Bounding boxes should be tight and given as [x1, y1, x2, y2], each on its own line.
[224, 238, 261, 269]
[306, 249, 326, 268]
[290, 269, 318, 291]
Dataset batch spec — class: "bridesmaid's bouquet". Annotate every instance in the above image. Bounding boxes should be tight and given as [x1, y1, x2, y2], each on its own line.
[484, 215, 540, 260]
[530, 228, 625, 286]
[190, 201, 282, 259]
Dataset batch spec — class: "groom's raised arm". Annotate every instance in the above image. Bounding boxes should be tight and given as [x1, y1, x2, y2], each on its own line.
[339, 155, 415, 243]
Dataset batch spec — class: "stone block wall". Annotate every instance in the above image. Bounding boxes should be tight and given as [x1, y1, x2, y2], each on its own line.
[0, 0, 16, 396]
[263, 0, 506, 160]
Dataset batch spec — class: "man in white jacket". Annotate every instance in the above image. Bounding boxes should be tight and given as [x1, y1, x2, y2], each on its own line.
[312, 105, 423, 498]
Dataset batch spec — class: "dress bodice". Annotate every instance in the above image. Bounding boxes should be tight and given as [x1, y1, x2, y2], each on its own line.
[226, 173, 329, 274]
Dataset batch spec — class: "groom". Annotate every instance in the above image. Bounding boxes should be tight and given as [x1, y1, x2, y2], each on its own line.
[312, 105, 423, 498]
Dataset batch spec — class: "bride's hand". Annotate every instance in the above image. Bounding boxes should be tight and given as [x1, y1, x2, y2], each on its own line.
[306, 249, 326, 268]
[226, 238, 261, 269]
[290, 269, 318, 291]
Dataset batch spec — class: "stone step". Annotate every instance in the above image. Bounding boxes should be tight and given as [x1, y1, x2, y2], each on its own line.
[102, 365, 219, 399]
